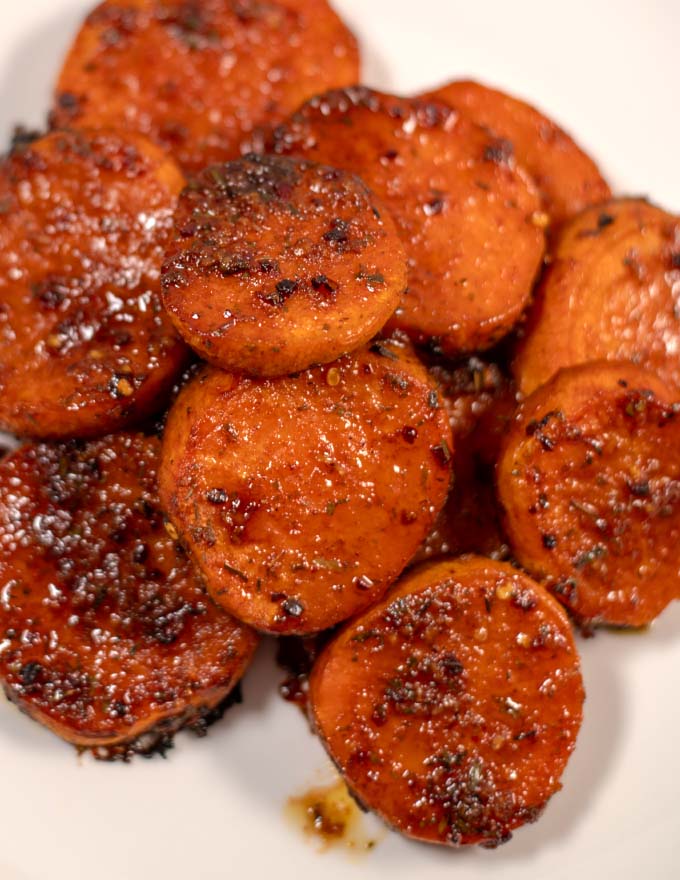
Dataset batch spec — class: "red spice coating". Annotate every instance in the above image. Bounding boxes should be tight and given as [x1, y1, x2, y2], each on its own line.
[310, 556, 584, 847]
[52, 0, 360, 174]
[498, 361, 680, 626]
[159, 338, 453, 634]
[0, 433, 258, 753]
[268, 87, 546, 355]
[514, 199, 680, 396]
[0, 129, 188, 440]
[162, 154, 406, 376]
[424, 80, 611, 228]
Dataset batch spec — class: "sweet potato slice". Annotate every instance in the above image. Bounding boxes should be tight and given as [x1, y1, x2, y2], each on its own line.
[513, 199, 680, 396]
[309, 556, 584, 848]
[0, 433, 258, 756]
[423, 80, 611, 227]
[0, 129, 188, 440]
[159, 338, 453, 634]
[162, 154, 406, 376]
[52, 0, 360, 174]
[269, 87, 546, 354]
[497, 361, 680, 627]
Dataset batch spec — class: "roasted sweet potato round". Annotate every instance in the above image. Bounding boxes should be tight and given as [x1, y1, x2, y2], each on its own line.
[52, 0, 360, 174]
[497, 361, 680, 627]
[514, 199, 680, 396]
[162, 154, 406, 376]
[269, 87, 546, 354]
[309, 556, 584, 848]
[159, 338, 453, 634]
[0, 433, 258, 755]
[0, 129, 188, 440]
[423, 80, 611, 227]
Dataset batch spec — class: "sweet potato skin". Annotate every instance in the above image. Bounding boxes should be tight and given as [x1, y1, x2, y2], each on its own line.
[269, 87, 545, 355]
[162, 154, 406, 376]
[497, 361, 680, 627]
[159, 339, 453, 634]
[0, 129, 188, 440]
[513, 199, 680, 396]
[52, 0, 360, 174]
[424, 80, 611, 227]
[0, 434, 258, 753]
[309, 557, 584, 847]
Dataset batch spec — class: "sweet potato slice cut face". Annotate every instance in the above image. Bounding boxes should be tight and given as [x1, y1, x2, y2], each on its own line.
[0, 433, 258, 754]
[514, 199, 680, 396]
[309, 557, 584, 848]
[0, 129, 187, 440]
[269, 87, 545, 355]
[497, 361, 680, 626]
[159, 340, 453, 634]
[162, 154, 406, 376]
[52, 0, 360, 174]
[424, 80, 611, 227]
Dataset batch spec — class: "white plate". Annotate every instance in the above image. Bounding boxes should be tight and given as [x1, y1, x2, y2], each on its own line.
[0, 2, 678, 879]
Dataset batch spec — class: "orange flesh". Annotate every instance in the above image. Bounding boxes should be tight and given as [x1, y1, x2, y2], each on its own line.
[310, 557, 584, 847]
[498, 361, 680, 626]
[52, 0, 360, 174]
[514, 198, 680, 396]
[425, 80, 611, 227]
[270, 87, 545, 355]
[162, 154, 406, 375]
[159, 339, 453, 634]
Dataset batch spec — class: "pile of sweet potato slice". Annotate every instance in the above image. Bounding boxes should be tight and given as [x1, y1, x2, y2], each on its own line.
[0, 0, 677, 852]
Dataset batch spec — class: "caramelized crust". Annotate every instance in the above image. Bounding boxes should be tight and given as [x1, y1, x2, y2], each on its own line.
[52, 0, 360, 174]
[0, 433, 258, 753]
[269, 87, 545, 355]
[310, 557, 584, 847]
[0, 129, 188, 440]
[162, 154, 406, 375]
[497, 361, 680, 626]
[424, 80, 611, 227]
[514, 199, 680, 396]
[159, 339, 453, 634]
[412, 358, 516, 565]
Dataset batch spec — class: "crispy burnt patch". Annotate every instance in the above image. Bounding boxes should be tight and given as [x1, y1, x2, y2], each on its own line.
[0, 433, 258, 754]
[269, 86, 545, 355]
[498, 361, 680, 626]
[162, 154, 406, 376]
[309, 557, 584, 847]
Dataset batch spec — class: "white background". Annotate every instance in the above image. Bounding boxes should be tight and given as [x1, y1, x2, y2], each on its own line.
[0, 2, 678, 879]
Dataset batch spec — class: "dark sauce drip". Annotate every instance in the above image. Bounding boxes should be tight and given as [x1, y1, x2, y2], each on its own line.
[276, 635, 330, 713]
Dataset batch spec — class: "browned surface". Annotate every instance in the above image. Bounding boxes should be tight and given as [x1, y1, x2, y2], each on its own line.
[412, 358, 517, 565]
[0, 433, 258, 752]
[424, 80, 611, 227]
[309, 557, 584, 847]
[514, 199, 680, 396]
[497, 361, 680, 627]
[159, 339, 453, 634]
[0, 129, 188, 440]
[52, 0, 360, 174]
[162, 154, 406, 376]
[269, 87, 545, 354]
